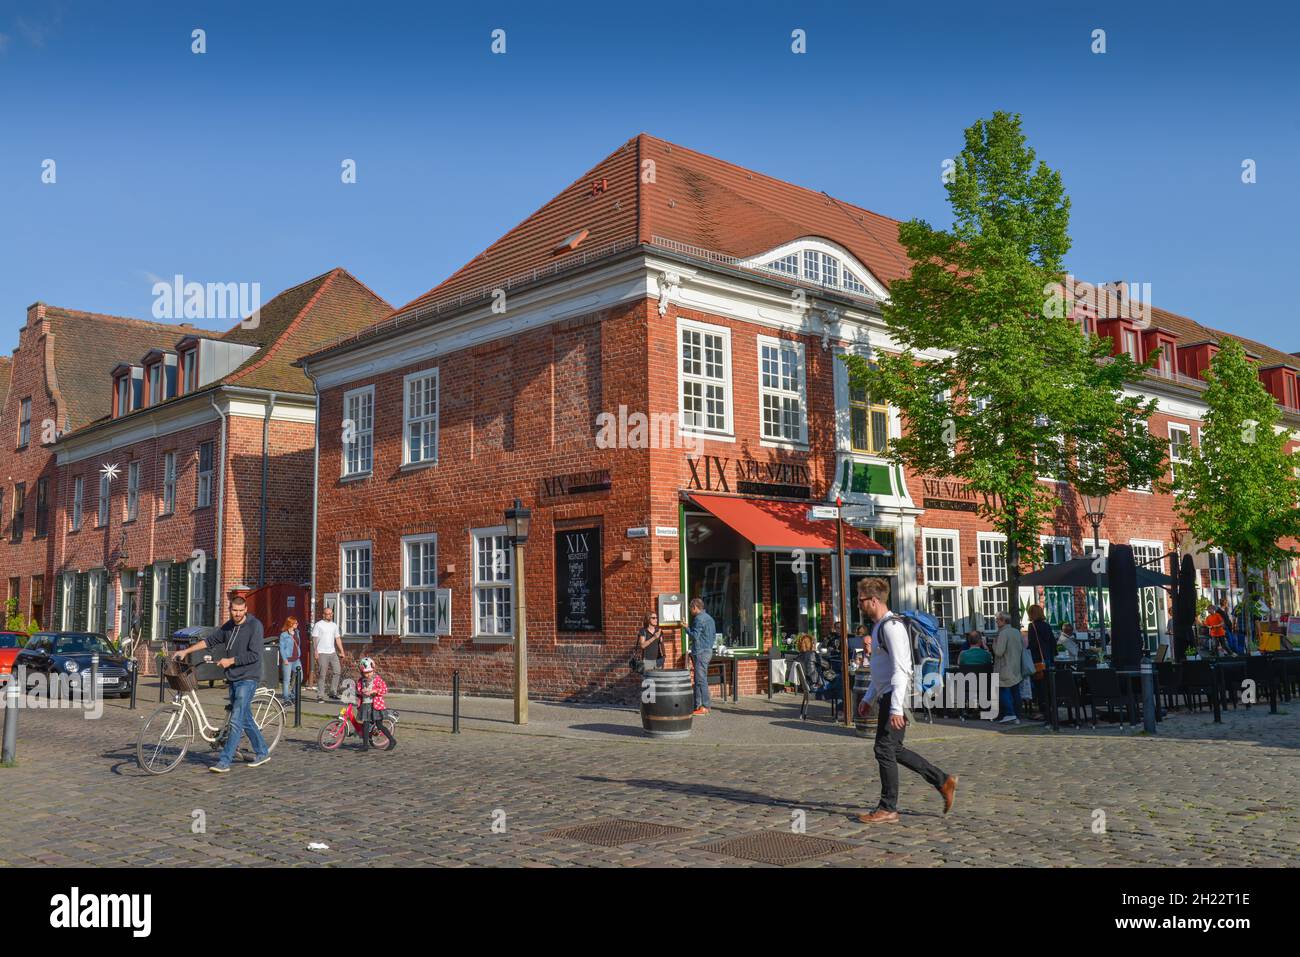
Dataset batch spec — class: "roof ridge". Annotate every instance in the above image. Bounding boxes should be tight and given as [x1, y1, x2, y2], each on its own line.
[41, 305, 225, 338]
[225, 270, 342, 386]
[640, 132, 906, 228]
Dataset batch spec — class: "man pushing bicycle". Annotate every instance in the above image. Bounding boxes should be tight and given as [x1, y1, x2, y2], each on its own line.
[173, 595, 271, 773]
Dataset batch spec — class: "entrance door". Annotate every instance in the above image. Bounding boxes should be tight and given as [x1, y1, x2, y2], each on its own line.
[1131, 543, 1164, 651]
[773, 554, 817, 645]
[120, 570, 138, 641]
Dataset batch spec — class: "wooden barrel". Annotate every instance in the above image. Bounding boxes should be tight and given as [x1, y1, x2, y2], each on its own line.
[640, 669, 694, 738]
[851, 671, 877, 738]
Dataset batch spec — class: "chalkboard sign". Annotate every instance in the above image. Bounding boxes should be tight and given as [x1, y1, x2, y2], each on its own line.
[555, 526, 603, 632]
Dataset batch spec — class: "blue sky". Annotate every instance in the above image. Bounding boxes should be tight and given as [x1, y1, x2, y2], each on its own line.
[1, 0, 1296, 348]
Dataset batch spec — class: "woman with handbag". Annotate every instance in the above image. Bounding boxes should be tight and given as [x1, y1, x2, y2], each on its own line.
[635, 612, 665, 672]
[1026, 604, 1054, 720]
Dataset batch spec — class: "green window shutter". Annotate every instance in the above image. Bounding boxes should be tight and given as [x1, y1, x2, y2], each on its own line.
[75, 573, 89, 631]
[139, 566, 153, 642]
[204, 566, 217, 627]
[51, 573, 64, 629]
[169, 562, 187, 635]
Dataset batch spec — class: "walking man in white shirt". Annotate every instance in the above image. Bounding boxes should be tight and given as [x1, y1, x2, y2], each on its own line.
[855, 577, 958, 823]
[312, 606, 345, 702]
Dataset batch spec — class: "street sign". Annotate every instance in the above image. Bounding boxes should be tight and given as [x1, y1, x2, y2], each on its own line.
[807, 506, 839, 521]
[839, 503, 875, 522]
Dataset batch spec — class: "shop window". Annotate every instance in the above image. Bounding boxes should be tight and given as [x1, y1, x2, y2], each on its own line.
[758, 337, 805, 444]
[342, 386, 375, 476]
[403, 370, 439, 466]
[402, 534, 439, 636]
[678, 320, 731, 435]
[923, 531, 960, 630]
[472, 528, 512, 638]
[977, 535, 1008, 631]
[340, 542, 373, 636]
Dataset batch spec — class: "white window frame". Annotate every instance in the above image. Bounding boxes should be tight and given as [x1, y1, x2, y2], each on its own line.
[757, 336, 807, 446]
[677, 318, 733, 439]
[182, 349, 197, 393]
[188, 561, 206, 627]
[339, 540, 374, 637]
[342, 385, 375, 478]
[1039, 535, 1074, 627]
[472, 526, 514, 639]
[161, 452, 176, 515]
[97, 473, 110, 528]
[976, 532, 1009, 632]
[402, 370, 440, 467]
[1168, 423, 1192, 487]
[401, 533, 439, 636]
[148, 363, 163, 406]
[61, 573, 75, 631]
[117, 376, 131, 417]
[197, 441, 214, 508]
[152, 564, 170, 642]
[87, 570, 103, 634]
[125, 461, 140, 521]
[71, 475, 83, 531]
[922, 529, 962, 630]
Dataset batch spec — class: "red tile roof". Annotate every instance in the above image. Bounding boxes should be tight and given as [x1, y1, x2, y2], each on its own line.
[320, 133, 1290, 375]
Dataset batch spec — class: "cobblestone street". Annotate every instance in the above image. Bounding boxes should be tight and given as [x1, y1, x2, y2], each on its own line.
[2, 689, 1296, 867]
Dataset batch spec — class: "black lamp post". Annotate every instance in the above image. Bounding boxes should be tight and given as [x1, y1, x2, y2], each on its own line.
[1081, 490, 1109, 659]
[504, 498, 532, 725]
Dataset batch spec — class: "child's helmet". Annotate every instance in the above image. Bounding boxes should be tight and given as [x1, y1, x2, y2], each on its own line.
[359, 656, 375, 672]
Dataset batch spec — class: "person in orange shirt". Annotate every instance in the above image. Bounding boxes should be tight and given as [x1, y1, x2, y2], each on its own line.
[1204, 606, 1231, 656]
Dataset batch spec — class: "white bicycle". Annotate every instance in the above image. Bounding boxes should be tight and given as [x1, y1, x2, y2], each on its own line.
[136, 657, 285, 774]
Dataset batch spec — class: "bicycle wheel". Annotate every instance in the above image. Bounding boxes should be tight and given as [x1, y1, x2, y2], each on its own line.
[243, 691, 286, 757]
[317, 718, 347, 751]
[370, 719, 396, 751]
[137, 703, 194, 774]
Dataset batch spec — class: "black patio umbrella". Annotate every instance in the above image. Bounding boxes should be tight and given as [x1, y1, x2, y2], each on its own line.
[995, 557, 1174, 591]
[1109, 545, 1142, 668]
[1174, 554, 1197, 663]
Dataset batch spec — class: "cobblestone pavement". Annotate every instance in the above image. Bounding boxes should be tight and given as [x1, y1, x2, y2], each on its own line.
[1, 691, 1296, 867]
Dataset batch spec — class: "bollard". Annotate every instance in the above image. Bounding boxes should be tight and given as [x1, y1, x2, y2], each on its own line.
[293, 667, 301, 728]
[1140, 660, 1157, 734]
[128, 658, 138, 710]
[158, 654, 166, 702]
[1210, 662, 1222, 723]
[452, 670, 460, 734]
[90, 653, 99, 710]
[1048, 668, 1059, 732]
[2, 678, 18, 764]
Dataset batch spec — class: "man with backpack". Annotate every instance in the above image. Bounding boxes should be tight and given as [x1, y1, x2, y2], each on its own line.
[855, 577, 957, 824]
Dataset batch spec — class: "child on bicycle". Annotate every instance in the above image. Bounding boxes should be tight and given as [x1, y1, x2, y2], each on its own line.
[357, 657, 395, 751]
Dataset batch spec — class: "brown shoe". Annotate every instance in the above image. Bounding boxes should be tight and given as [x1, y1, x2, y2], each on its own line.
[939, 775, 958, 815]
[857, 809, 900, 824]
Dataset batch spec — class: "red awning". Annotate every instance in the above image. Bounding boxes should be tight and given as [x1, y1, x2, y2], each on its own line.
[688, 493, 887, 554]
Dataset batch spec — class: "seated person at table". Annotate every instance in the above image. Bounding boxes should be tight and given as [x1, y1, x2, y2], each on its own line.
[1060, 622, 1080, 657]
[958, 633, 992, 666]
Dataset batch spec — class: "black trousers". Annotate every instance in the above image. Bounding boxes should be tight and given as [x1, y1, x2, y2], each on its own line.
[873, 693, 948, 811]
[359, 703, 394, 750]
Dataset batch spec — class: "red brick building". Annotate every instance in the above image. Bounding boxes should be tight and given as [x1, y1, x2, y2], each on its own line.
[301, 134, 1300, 702]
[2, 304, 226, 630]
[1, 270, 390, 647]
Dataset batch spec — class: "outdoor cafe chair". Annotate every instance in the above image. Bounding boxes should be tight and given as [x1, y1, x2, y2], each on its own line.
[1083, 667, 1134, 728]
[1052, 666, 1094, 729]
[954, 662, 993, 722]
[1179, 659, 1217, 712]
[1155, 661, 1184, 712]
[1243, 656, 1279, 711]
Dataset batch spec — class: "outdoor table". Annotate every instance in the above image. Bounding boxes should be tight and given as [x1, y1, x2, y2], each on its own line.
[1216, 659, 1246, 709]
[708, 655, 739, 703]
[1113, 668, 1162, 725]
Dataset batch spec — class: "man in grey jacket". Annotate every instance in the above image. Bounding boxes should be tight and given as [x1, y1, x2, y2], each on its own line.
[687, 598, 716, 715]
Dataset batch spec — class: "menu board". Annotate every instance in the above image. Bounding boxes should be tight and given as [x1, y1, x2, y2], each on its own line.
[555, 527, 602, 632]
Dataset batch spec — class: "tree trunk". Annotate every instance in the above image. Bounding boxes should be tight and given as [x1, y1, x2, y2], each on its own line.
[1238, 552, 1253, 650]
[1007, 511, 1022, 627]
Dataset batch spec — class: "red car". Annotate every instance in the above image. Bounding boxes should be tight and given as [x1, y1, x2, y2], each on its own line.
[0, 632, 28, 689]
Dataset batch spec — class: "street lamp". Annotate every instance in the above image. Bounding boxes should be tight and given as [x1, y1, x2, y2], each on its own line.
[1080, 490, 1109, 659]
[504, 498, 532, 725]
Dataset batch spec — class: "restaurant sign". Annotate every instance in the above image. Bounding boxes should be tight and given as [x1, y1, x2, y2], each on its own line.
[555, 527, 603, 632]
[540, 469, 612, 500]
[686, 454, 811, 499]
[921, 478, 980, 513]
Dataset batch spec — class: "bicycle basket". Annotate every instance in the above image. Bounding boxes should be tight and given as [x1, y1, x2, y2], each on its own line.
[162, 657, 198, 693]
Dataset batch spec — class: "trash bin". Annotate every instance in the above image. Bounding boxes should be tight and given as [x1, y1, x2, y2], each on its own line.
[168, 626, 279, 687]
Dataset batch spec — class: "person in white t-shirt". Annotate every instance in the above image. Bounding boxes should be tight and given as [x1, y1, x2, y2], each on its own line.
[855, 576, 957, 824]
[312, 606, 345, 702]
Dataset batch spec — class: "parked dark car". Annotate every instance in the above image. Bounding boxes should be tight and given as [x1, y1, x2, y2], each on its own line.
[14, 632, 132, 698]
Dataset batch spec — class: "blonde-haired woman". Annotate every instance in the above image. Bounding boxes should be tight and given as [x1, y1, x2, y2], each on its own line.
[278, 616, 303, 704]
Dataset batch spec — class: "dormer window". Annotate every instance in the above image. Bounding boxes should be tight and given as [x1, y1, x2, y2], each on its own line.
[148, 363, 163, 406]
[747, 238, 888, 300]
[181, 349, 197, 394]
[1121, 328, 1140, 362]
[116, 376, 130, 417]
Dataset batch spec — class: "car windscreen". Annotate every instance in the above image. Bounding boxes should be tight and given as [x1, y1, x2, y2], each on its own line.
[0, 635, 21, 649]
[52, 635, 112, 656]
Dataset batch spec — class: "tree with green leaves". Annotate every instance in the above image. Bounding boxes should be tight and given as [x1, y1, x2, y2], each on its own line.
[1173, 337, 1300, 643]
[846, 112, 1167, 624]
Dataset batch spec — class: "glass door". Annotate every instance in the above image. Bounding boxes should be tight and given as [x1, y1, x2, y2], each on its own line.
[773, 553, 817, 646]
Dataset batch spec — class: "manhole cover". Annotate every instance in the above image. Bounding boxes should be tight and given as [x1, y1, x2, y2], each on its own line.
[542, 819, 691, 847]
[700, 830, 857, 865]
